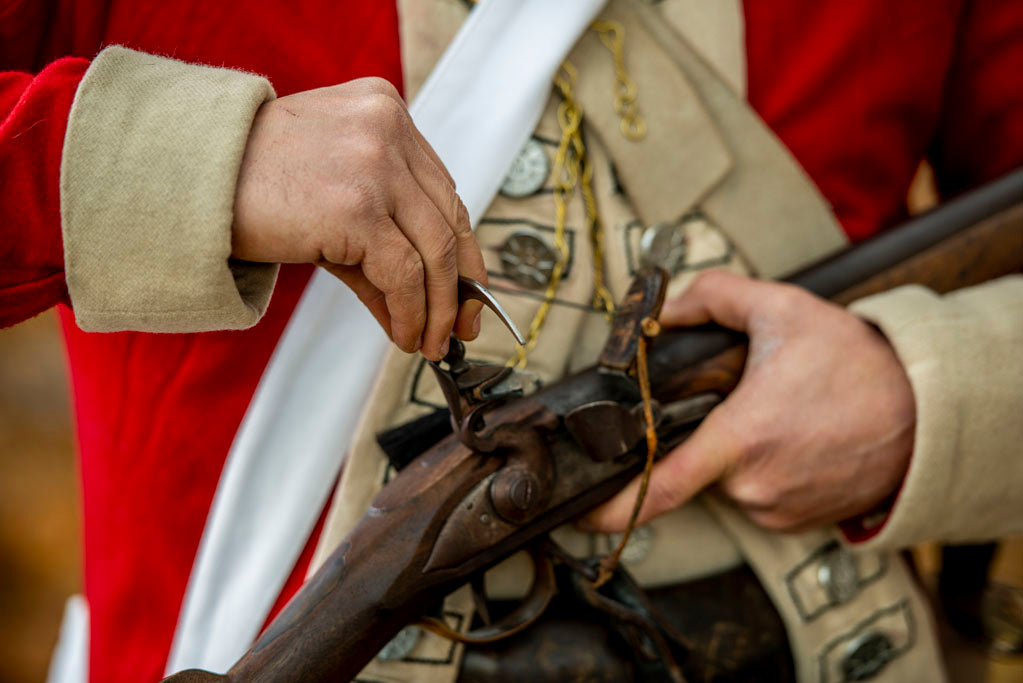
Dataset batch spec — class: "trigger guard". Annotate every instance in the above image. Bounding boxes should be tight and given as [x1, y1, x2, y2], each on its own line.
[417, 544, 556, 645]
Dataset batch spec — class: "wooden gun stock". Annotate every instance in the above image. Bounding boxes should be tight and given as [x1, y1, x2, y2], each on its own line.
[165, 168, 1023, 683]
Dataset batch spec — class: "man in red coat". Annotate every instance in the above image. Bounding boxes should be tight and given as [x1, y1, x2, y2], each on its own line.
[2, 1, 1022, 681]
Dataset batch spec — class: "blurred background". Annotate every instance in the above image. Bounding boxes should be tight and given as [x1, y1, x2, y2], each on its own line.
[0, 168, 1020, 681]
[0, 311, 79, 683]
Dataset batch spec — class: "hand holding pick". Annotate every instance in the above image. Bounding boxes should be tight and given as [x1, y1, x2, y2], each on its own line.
[232, 78, 487, 361]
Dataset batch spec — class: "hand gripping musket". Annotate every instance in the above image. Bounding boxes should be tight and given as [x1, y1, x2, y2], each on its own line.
[165, 168, 1023, 683]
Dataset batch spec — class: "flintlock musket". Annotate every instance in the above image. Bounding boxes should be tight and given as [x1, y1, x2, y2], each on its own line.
[165, 168, 1023, 682]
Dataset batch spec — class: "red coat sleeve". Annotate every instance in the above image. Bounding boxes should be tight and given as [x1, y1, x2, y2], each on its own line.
[930, 0, 1023, 195]
[0, 57, 89, 328]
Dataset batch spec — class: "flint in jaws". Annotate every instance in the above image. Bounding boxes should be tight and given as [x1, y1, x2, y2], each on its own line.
[458, 276, 525, 345]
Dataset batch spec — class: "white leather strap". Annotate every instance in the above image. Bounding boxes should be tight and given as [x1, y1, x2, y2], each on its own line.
[166, 0, 607, 674]
[45, 595, 88, 683]
[412, 0, 607, 226]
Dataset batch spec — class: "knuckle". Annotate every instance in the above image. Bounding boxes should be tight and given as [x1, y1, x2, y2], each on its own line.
[356, 133, 396, 168]
[339, 182, 389, 223]
[688, 269, 727, 297]
[389, 325, 415, 351]
[430, 228, 459, 269]
[451, 195, 472, 236]
[644, 475, 679, 516]
[733, 428, 761, 464]
[362, 76, 400, 99]
[686, 270, 713, 293]
[715, 419, 756, 470]
[360, 287, 386, 308]
[726, 476, 781, 510]
[769, 282, 812, 318]
[318, 231, 353, 265]
[396, 251, 426, 291]
[366, 92, 409, 130]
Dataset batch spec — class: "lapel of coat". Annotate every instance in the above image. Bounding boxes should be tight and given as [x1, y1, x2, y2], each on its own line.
[397, 0, 467, 101]
[575, 0, 848, 278]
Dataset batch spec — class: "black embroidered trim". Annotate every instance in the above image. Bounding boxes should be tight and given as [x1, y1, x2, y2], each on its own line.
[816, 599, 915, 683]
[784, 540, 889, 623]
[622, 216, 735, 276]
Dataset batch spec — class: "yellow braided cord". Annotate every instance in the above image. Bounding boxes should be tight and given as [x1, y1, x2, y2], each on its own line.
[507, 62, 579, 369]
[509, 20, 644, 367]
[580, 151, 616, 317]
[592, 20, 646, 141]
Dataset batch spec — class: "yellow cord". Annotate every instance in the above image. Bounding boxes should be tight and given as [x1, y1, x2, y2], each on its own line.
[507, 62, 579, 368]
[509, 20, 646, 368]
[592, 20, 647, 141]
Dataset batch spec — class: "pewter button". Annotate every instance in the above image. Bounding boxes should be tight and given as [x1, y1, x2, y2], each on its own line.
[500, 139, 550, 198]
[499, 231, 557, 289]
[377, 625, 422, 661]
[606, 525, 654, 564]
[818, 545, 860, 605]
[842, 631, 894, 681]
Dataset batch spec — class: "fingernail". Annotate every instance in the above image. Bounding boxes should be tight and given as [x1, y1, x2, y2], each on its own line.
[440, 337, 450, 358]
[472, 312, 482, 336]
[415, 333, 423, 352]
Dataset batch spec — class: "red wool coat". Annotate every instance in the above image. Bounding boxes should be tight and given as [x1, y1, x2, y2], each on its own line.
[1, 1, 1021, 681]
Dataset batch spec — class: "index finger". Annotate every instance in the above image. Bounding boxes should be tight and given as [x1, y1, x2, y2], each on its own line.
[404, 134, 488, 341]
[580, 405, 742, 532]
[660, 270, 773, 331]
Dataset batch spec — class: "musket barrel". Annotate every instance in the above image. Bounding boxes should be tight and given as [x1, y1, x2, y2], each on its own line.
[790, 166, 1023, 301]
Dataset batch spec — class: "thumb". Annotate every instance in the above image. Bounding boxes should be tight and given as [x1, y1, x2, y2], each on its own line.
[660, 270, 775, 332]
[580, 407, 741, 532]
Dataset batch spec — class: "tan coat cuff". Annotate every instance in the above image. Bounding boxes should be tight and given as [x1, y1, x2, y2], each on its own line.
[845, 276, 1023, 549]
[60, 46, 278, 332]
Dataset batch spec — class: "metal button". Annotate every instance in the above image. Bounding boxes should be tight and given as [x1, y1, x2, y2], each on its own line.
[499, 231, 557, 289]
[500, 139, 550, 198]
[817, 545, 860, 605]
[982, 583, 1023, 655]
[842, 631, 894, 681]
[377, 625, 422, 661]
[639, 220, 687, 274]
[606, 524, 654, 564]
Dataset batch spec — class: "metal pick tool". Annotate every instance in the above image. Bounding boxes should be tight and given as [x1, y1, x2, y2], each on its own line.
[458, 276, 526, 345]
